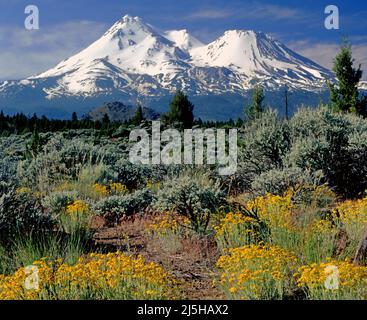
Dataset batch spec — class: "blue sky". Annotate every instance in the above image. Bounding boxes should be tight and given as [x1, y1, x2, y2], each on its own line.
[0, 0, 366, 80]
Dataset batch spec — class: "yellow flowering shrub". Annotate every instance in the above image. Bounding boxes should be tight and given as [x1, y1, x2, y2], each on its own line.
[66, 200, 90, 215]
[308, 185, 336, 207]
[216, 245, 298, 300]
[16, 187, 31, 194]
[302, 219, 338, 264]
[149, 213, 190, 237]
[93, 183, 110, 197]
[93, 183, 128, 197]
[54, 182, 75, 192]
[0, 252, 177, 300]
[311, 219, 335, 233]
[296, 260, 367, 300]
[245, 191, 295, 231]
[332, 197, 367, 224]
[147, 213, 191, 253]
[214, 213, 263, 249]
[146, 181, 161, 191]
[15, 187, 43, 199]
[244, 191, 305, 251]
[109, 183, 128, 195]
[331, 197, 367, 247]
[63, 200, 92, 233]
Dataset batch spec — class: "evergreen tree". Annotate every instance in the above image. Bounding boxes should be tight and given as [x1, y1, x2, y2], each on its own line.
[27, 129, 42, 157]
[245, 85, 265, 120]
[329, 41, 367, 115]
[71, 112, 78, 129]
[163, 91, 194, 128]
[236, 117, 243, 127]
[131, 105, 144, 125]
[102, 114, 110, 127]
[0, 111, 5, 132]
[284, 86, 290, 120]
[101, 114, 111, 136]
[72, 112, 78, 122]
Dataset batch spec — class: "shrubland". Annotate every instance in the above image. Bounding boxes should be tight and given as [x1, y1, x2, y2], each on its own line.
[0, 106, 366, 300]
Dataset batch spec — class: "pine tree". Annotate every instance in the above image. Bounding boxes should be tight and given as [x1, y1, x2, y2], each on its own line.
[284, 86, 290, 120]
[329, 41, 367, 115]
[0, 111, 5, 133]
[163, 91, 194, 128]
[235, 117, 243, 127]
[72, 112, 78, 122]
[27, 129, 42, 157]
[102, 114, 110, 127]
[245, 85, 265, 120]
[71, 112, 78, 129]
[100, 113, 111, 136]
[131, 105, 144, 126]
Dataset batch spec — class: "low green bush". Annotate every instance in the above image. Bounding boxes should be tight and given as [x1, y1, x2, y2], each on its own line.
[0, 190, 54, 246]
[154, 174, 225, 233]
[42, 191, 79, 215]
[251, 167, 324, 195]
[94, 189, 155, 225]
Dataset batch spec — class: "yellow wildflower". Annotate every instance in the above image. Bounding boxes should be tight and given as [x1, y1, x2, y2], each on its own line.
[216, 244, 298, 300]
[0, 252, 177, 300]
[66, 200, 89, 215]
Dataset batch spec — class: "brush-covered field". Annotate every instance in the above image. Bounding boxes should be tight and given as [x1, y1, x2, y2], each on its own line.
[0, 107, 367, 300]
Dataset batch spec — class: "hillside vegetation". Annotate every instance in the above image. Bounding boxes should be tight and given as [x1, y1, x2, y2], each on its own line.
[0, 106, 367, 300]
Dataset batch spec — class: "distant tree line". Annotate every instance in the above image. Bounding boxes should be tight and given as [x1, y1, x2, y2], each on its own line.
[0, 111, 119, 136]
[0, 100, 243, 138]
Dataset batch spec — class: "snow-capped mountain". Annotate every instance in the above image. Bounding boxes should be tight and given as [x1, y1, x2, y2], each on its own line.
[31, 15, 193, 97]
[0, 14, 335, 120]
[191, 30, 332, 90]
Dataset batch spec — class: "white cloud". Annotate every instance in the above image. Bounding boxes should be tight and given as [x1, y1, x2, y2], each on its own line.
[288, 40, 367, 81]
[249, 4, 304, 21]
[0, 21, 107, 80]
[187, 9, 233, 20]
[185, 2, 305, 22]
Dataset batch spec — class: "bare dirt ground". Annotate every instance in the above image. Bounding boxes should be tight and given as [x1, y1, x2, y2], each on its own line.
[92, 215, 225, 300]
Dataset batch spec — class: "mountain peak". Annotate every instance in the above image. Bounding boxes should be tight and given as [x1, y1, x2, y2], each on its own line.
[191, 28, 332, 87]
[222, 29, 270, 40]
[117, 14, 146, 28]
[224, 29, 253, 36]
[106, 14, 153, 37]
[121, 14, 140, 22]
[31, 13, 191, 82]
